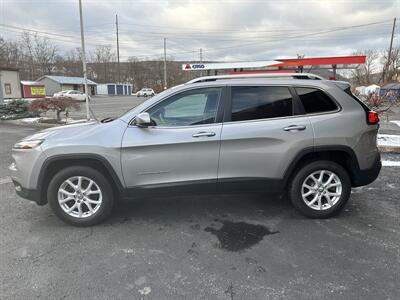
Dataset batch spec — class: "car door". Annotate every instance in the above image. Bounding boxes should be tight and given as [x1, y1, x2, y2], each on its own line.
[121, 87, 225, 193]
[218, 85, 314, 192]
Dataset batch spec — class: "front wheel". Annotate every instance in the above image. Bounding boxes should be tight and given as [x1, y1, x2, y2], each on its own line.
[289, 161, 351, 218]
[47, 166, 114, 226]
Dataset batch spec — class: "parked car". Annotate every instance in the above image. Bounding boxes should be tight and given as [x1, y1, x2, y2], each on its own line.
[54, 90, 90, 101]
[10, 73, 381, 226]
[136, 88, 155, 97]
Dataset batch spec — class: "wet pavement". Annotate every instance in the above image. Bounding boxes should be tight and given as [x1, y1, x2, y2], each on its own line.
[0, 123, 399, 299]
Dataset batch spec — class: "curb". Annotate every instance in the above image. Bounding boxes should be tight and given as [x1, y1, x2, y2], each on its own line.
[378, 145, 400, 153]
[0, 120, 59, 129]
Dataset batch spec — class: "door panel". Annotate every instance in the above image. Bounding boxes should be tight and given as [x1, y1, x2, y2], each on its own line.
[121, 124, 222, 188]
[218, 116, 313, 186]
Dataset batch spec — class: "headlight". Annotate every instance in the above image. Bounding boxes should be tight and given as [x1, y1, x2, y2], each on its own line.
[13, 139, 44, 149]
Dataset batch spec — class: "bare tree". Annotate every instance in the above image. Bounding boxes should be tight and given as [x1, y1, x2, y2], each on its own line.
[19, 32, 57, 80]
[381, 47, 400, 83]
[351, 49, 379, 86]
[0, 37, 21, 68]
[54, 48, 83, 77]
[89, 45, 116, 83]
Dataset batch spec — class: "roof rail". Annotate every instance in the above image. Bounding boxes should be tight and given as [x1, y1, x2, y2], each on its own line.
[186, 73, 324, 84]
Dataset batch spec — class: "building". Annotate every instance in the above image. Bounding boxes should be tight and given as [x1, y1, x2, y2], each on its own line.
[0, 68, 22, 102]
[182, 55, 367, 80]
[380, 82, 400, 97]
[37, 75, 97, 96]
[97, 83, 133, 96]
[21, 81, 46, 98]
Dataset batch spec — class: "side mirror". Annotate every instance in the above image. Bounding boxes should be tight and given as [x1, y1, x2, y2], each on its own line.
[135, 112, 151, 127]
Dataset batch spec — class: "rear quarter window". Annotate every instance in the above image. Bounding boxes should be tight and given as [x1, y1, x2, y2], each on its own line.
[295, 87, 338, 114]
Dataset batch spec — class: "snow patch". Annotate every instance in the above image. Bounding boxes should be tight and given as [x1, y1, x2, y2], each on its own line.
[390, 120, 400, 127]
[138, 287, 151, 295]
[382, 161, 400, 167]
[377, 134, 400, 147]
[20, 117, 41, 124]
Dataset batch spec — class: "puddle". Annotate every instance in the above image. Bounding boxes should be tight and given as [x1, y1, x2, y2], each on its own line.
[205, 220, 278, 252]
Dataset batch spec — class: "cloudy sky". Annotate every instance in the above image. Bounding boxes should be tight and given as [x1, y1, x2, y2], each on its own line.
[0, 0, 399, 62]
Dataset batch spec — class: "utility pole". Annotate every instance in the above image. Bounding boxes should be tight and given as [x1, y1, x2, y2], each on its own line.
[163, 37, 167, 90]
[382, 17, 396, 83]
[199, 48, 203, 76]
[78, 0, 90, 121]
[116, 14, 121, 83]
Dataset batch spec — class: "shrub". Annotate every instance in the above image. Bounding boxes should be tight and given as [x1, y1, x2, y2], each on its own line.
[0, 100, 40, 120]
[29, 97, 80, 120]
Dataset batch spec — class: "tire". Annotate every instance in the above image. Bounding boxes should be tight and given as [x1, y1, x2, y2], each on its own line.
[47, 166, 114, 226]
[289, 160, 351, 218]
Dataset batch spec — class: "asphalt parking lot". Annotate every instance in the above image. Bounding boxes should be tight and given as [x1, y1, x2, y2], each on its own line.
[0, 123, 399, 300]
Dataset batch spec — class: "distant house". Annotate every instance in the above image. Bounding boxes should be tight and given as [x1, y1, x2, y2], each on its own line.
[0, 68, 22, 102]
[37, 75, 97, 96]
[97, 83, 133, 96]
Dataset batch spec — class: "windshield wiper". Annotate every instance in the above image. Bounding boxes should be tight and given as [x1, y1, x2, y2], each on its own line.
[101, 117, 115, 123]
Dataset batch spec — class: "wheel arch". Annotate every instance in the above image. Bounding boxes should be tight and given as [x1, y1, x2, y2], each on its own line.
[283, 146, 360, 188]
[37, 154, 124, 205]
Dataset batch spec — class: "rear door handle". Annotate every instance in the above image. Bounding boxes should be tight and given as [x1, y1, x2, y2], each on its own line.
[283, 125, 306, 131]
[192, 131, 216, 138]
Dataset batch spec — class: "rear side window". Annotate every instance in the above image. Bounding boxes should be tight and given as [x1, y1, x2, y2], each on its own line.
[231, 86, 293, 122]
[295, 87, 338, 114]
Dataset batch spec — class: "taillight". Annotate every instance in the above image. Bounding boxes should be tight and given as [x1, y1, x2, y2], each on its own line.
[368, 111, 379, 125]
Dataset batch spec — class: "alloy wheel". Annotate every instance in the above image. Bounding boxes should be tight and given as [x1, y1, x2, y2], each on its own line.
[57, 176, 102, 218]
[301, 170, 342, 210]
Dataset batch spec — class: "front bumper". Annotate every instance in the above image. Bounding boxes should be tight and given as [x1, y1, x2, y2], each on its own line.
[11, 179, 45, 205]
[352, 153, 382, 187]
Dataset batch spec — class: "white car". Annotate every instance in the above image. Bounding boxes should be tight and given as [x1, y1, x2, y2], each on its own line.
[54, 90, 90, 101]
[136, 88, 155, 97]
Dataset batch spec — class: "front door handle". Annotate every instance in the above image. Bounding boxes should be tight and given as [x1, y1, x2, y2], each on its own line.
[192, 131, 216, 138]
[283, 125, 306, 131]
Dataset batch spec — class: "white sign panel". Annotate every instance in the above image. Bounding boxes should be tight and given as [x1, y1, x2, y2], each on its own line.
[182, 60, 280, 71]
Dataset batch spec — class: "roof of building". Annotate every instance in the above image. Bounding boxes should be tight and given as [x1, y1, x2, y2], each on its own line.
[37, 75, 97, 85]
[0, 67, 19, 72]
[21, 80, 44, 86]
[381, 82, 400, 90]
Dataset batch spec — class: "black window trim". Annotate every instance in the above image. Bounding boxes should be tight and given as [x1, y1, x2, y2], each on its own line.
[223, 84, 299, 124]
[129, 85, 227, 128]
[292, 85, 342, 116]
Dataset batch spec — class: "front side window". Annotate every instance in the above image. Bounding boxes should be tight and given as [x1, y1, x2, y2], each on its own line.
[231, 86, 293, 122]
[147, 88, 221, 127]
[295, 87, 338, 114]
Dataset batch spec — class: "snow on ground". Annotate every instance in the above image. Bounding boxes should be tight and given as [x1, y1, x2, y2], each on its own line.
[382, 161, 400, 166]
[19, 117, 87, 125]
[377, 134, 400, 147]
[20, 117, 41, 124]
[390, 120, 400, 127]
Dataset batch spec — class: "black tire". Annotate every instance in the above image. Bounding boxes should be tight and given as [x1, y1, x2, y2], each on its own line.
[289, 160, 351, 218]
[47, 166, 114, 226]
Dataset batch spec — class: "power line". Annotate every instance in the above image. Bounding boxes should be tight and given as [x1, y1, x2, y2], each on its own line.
[121, 19, 393, 33]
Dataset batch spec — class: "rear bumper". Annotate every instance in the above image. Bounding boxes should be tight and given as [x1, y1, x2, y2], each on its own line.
[352, 154, 381, 187]
[11, 179, 46, 206]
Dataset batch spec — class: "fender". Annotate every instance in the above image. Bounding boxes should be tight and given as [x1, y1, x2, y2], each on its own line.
[37, 154, 125, 198]
[282, 145, 361, 187]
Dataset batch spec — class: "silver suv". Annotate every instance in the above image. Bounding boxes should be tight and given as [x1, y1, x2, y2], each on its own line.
[10, 74, 381, 226]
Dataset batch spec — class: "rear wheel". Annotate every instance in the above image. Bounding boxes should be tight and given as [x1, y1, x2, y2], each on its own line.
[47, 166, 114, 226]
[289, 160, 351, 218]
